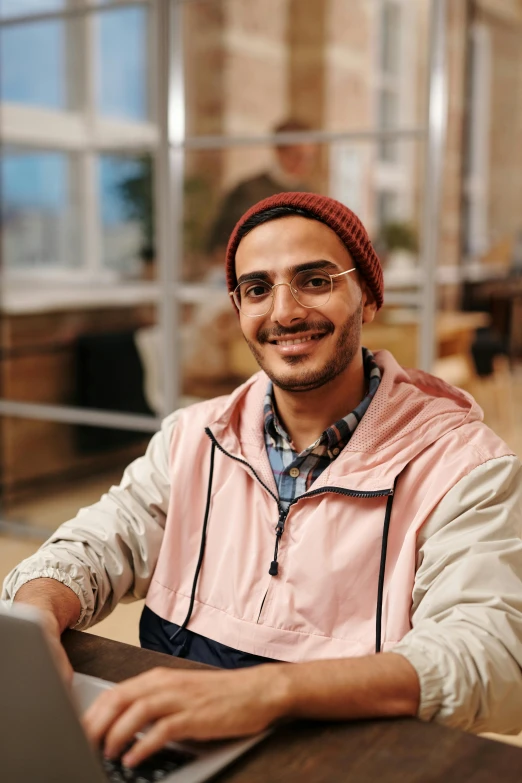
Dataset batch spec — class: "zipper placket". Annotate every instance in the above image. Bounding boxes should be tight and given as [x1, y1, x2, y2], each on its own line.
[205, 427, 281, 508]
[205, 426, 393, 574]
[205, 428, 285, 623]
[206, 428, 399, 650]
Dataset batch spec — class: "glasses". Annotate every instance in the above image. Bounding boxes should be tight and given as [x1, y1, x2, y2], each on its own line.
[230, 267, 357, 318]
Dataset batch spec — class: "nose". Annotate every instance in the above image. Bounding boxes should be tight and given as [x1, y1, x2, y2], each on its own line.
[270, 282, 307, 326]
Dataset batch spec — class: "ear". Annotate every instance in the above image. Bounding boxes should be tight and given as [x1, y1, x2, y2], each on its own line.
[360, 280, 378, 325]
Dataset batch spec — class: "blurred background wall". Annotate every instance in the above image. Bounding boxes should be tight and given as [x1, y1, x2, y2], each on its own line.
[0, 0, 520, 543]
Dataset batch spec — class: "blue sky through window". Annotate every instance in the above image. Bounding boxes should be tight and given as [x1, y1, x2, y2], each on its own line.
[1, 151, 67, 213]
[0, 0, 64, 17]
[0, 6, 148, 116]
[0, 6, 150, 231]
[0, 21, 66, 108]
[99, 155, 146, 227]
[97, 6, 148, 121]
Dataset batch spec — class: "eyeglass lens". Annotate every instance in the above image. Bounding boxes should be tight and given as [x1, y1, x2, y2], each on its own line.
[235, 269, 333, 315]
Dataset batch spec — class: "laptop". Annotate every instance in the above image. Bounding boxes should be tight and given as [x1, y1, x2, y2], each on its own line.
[0, 603, 266, 783]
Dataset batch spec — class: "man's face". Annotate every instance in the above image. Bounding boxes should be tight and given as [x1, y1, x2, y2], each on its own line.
[235, 215, 377, 392]
[276, 143, 317, 181]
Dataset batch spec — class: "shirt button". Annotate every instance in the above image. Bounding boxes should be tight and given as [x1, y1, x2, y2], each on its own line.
[289, 467, 300, 478]
[332, 447, 340, 456]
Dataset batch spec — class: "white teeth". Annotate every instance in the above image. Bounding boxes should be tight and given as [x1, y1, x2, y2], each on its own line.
[275, 335, 319, 346]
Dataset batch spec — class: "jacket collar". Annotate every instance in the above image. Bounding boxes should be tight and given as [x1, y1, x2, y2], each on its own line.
[206, 350, 483, 493]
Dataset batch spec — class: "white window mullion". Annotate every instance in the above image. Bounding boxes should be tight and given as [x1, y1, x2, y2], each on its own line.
[465, 22, 491, 259]
[79, 152, 102, 277]
[374, 0, 417, 221]
[81, 4, 102, 278]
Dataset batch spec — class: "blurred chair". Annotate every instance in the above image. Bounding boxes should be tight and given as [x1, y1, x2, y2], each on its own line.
[75, 330, 153, 452]
[474, 354, 515, 436]
[434, 327, 515, 436]
[469, 328, 515, 435]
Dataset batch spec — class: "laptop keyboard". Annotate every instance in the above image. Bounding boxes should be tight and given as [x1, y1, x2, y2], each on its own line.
[101, 745, 196, 782]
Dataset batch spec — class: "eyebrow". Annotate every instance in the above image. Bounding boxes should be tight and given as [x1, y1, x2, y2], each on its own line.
[236, 259, 341, 286]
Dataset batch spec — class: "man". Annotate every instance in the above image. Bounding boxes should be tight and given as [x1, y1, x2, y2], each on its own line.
[205, 119, 318, 257]
[3, 192, 522, 770]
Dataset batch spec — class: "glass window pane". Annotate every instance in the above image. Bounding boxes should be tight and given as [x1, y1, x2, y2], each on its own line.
[376, 190, 398, 228]
[380, 1, 401, 75]
[184, 0, 429, 137]
[378, 88, 399, 162]
[0, 0, 64, 17]
[182, 140, 421, 280]
[476, 20, 522, 263]
[99, 154, 154, 275]
[185, 141, 323, 282]
[1, 149, 80, 268]
[0, 18, 69, 108]
[379, 88, 398, 128]
[95, 6, 150, 121]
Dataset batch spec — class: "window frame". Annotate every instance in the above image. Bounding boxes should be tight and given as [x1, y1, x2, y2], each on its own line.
[0, 0, 158, 282]
[373, 0, 418, 231]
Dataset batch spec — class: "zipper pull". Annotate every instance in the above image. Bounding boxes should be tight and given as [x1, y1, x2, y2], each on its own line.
[269, 508, 288, 576]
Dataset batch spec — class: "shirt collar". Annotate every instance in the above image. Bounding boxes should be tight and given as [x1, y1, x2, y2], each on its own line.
[263, 347, 381, 457]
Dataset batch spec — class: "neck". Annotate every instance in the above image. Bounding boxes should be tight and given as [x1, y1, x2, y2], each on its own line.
[272, 353, 366, 453]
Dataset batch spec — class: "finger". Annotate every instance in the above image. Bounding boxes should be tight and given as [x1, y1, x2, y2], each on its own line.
[52, 639, 74, 685]
[82, 669, 169, 743]
[83, 687, 135, 747]
[58, 647, 74, 685]
[41, 624, 74, 685]
[103, 694, 178, 760]
[122, 715, 189, 768]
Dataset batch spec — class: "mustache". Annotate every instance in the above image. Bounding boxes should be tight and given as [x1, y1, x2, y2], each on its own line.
[257, 320, 334, 344]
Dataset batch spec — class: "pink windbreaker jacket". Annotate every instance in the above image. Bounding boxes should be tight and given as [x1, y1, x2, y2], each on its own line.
[4, 350, 522, 732]
[146, 350, 513, 660]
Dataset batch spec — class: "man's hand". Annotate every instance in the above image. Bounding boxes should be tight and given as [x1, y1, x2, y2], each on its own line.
[14, 578, 81, 684]
[82, 653, 419, 768]
[83, 665, 290, 768]
[37, 607, 75, 684]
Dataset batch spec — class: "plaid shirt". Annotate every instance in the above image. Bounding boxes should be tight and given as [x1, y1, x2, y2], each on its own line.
[264, 348, 381, 511]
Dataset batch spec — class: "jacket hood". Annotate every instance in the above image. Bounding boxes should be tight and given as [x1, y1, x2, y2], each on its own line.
[204, 350, 486, 492]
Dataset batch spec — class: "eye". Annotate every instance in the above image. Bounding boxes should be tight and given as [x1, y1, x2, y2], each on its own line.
[296, 271, 331, 290]
[242, 281, 271, 299]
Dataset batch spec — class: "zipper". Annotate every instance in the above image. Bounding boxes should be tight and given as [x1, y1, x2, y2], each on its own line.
[206, 427, 398, 648]
[205, 428, 280, 506]
[300, 486, 393, 500]
[268, 506, 290, 576]
[205, 426, 393, 575]
[266, 487, 393, 576]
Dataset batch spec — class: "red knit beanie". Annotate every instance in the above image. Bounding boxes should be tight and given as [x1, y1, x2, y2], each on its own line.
[225, 192, 384, 309]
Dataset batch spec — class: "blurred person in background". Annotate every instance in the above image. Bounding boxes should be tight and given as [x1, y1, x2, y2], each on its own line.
[205, 118, 318, 260]
[3, 193, 522, 770]
[178, 119, 318, 392]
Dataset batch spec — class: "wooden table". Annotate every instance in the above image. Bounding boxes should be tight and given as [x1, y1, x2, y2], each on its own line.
[362, 311, 490, 369]
[63, 630, 522, 783]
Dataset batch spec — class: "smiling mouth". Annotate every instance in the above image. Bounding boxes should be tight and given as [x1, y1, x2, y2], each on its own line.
[269, 334, 326, 346]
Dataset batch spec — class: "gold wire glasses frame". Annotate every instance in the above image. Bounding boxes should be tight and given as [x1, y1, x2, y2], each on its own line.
[230, 266, 357, 318]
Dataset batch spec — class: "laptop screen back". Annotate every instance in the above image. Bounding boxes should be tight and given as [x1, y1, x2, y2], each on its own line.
[0, 606, 106, 783]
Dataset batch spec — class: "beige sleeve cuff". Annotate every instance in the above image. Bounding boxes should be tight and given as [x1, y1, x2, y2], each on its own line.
[3, 568, 88, 628]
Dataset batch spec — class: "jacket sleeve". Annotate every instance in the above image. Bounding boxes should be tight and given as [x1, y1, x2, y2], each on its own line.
[1, 412, 178, 629]
[392, 454, 522, 734]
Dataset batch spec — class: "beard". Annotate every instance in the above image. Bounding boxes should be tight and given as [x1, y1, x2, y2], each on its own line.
[244, 302, 363, 392]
